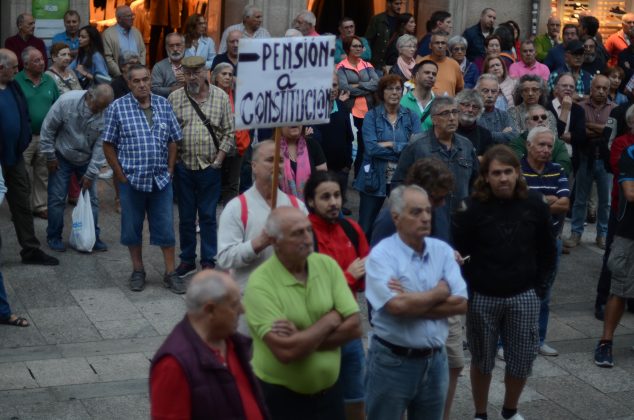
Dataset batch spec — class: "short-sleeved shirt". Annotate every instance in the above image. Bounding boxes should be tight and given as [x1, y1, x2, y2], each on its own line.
[14, 71, 59, 134]
[418, 55, 464, 97]
[521, 158, 570, 235]
[51, 31, 80, 53]
[244, 252, 359, 394]
[101, 93, 182, 192]
[616, 145, 634, 240]
[508, 60, 550, 82]
[365, 235, 468, 349]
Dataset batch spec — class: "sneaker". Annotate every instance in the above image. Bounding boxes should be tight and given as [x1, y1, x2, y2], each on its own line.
[596, 237, 606, 250]
[21, 249, 60, 266]
[594, 342, 614, 368]
[506, 414, 525, 420]
[201, 262, 215, 271]
[496, 347, 505, 361]
[93, 239, 108, 252]
[47, 238, 66, 252]
[564, 233, 581, 248]
[164, 271, 186, 294]
[175, 262, 197, 278]
[539, 343, 559, 356]
[129, 270, 146, 292]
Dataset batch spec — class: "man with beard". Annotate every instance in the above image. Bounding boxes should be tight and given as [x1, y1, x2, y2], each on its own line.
[151, 32, 185, 97]
[400, 60, 437, 131]
[212, 30, 241, 75]
[544, 24, 579, 72]
[453, 145, 556, 420]
[167, 56, 234, 278]
[456, 89, 495, 157]
[581, 36, 605, 76]
[102, 64, 183, 293]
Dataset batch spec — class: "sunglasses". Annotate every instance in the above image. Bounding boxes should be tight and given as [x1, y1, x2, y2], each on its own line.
[530, 114, 548, 121]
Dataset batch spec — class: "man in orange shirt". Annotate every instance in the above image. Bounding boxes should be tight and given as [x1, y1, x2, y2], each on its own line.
[417, 32, 464, 97]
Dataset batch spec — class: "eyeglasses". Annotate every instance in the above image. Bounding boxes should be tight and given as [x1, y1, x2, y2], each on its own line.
[459, 103, 481, 111]
[434, 109, 460, 117]
[385, 86, 403, 92]
[451, 46, 466, 52]
[530, 114, 549, 121]
[350, 44, 364, 48]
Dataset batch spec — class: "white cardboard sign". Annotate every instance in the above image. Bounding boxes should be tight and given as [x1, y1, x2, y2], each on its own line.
[235, 36, 336, 129]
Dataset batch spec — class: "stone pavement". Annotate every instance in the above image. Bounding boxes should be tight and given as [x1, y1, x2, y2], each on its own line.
[0, 178, 633, 420]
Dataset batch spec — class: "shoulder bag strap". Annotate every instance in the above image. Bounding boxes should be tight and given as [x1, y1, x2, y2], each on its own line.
[185, 91, 220, 150]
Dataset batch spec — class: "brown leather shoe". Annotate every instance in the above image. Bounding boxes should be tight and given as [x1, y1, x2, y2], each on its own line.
[33, 210, 48, 220]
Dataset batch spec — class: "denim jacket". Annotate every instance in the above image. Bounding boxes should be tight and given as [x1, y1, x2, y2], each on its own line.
[353, 104, 422, 197]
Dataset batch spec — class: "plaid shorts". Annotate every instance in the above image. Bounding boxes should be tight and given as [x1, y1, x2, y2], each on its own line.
[608, 236, 634, 299]
[467, 289, 540, 379]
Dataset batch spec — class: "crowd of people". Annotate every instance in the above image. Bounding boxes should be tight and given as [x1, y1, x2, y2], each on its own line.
[1, 2, 634, 419]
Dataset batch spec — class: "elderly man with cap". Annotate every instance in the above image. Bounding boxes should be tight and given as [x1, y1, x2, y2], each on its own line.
[168, 56, 234, 279]
[150, 269, 269, 419]
[548, 39, 594, 100]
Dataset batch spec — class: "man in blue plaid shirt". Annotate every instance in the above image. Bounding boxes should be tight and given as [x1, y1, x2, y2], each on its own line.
[102, 64, 184, 293]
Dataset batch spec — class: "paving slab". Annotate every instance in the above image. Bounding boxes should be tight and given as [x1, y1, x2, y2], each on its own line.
[549, 352, 634, 393]
[514, 399, 579, 420]
[15, 399, 90, 420]
[531, 376, 632, 420]
[86, 353, 150, 382]
[70, 287, 142, 323]
[28, 306, 102, 344]
[81, 394, 150, 419]
[11, 275, 76, 310]
[26, 357, 98, 387]
[0, 361, 40, 391]
[134, 298, 187, 335]
[0, 319, 48, 349]
[58, 336, 165, 358]
[93, 317, 159, 339]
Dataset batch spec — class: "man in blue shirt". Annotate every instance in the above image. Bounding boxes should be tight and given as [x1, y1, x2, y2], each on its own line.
[51, 10, 80, 58]
[102, 64, 183, 293]
[463, 8, 496, 61]
[365, 184, 468, 420]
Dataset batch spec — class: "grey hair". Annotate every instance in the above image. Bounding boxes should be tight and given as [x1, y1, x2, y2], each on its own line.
[476, 73, 499, 89]
[389, 185, 428, 215]
[297, 10, 316, 26]
[118, 51, 140, 67]
[264, 209, 285, 239]
[115, 5, 131, 19]
[165, 32, 185, 46]
[525, 103, 547, 120]
[0, 50, 14, 68]
[21, 46, 39, 67]
[243, 4, 261, 19]
[285, 28, 303, 37]
[396, 34, 417, 50]
[456, 89, 484, 109]
[626, 104, 634, 127]
[526, 126, 554, 144]
[448, 35, 468, 51]
[251, 139, 274, 162]
[513, 74, 548, 106]
[87, 83, 114, 103]
[430, 96, 457, 116]
[211, 62, 233, 84]
[185, 272, 229, 313]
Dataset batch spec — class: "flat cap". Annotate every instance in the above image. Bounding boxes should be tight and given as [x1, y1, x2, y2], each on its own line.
[565, 40, 585, 54]
[182, 56, 206, 69]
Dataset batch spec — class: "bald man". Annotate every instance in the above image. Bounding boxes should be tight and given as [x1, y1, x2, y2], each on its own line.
[151, 270, 269, 419]
[605, 13, 634, 66]
[244, 206, 361, 420]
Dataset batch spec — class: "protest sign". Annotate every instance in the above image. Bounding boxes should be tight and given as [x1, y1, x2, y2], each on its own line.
[235, 36, 336, 129]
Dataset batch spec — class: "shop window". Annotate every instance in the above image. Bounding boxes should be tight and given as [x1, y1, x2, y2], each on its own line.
[552, 0, 630, 39]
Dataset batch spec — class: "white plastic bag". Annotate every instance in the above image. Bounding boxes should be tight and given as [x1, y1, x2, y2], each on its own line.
[69, 189, 96, 252]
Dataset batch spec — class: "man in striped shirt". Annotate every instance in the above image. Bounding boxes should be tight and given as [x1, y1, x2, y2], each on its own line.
[520, 126, 570, 357]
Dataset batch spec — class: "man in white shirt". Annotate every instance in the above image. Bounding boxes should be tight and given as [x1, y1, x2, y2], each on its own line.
[218, 5, 271, 55]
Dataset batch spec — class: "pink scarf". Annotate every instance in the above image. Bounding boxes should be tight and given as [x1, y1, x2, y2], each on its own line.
[280, 136, 311, 199]
[397, 56, 415, 80]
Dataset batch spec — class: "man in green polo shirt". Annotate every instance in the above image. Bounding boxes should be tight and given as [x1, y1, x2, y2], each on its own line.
[400, 60, 436, 131]
[15, 46, 59, 219]
[244, 206, 361, 420]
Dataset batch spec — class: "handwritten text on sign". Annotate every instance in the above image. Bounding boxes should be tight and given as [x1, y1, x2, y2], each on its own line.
[235, 36, 336, 129]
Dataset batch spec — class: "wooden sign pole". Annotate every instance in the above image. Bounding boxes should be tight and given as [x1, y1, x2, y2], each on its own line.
[270, 127, 281, 209]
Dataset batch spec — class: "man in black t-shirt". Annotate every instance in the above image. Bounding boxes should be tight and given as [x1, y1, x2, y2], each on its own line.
[594, 144, 634, 368]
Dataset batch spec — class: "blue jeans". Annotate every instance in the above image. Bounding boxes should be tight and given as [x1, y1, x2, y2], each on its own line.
[46, 154, 99, 241]
[571, 157, 612, 237]
[358, 192, 387, 238]
[118, 180, 175, 247]
[174, 163, 221, 265]
[365, 337, 449, 420]
[0, 272, 11, 319]
[539, 238, 562, 344]
[338, 338, 366, 402]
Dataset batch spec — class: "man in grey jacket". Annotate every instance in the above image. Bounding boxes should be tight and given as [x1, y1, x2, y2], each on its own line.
[39, 85, 114, 252]
[151, 32, 185, 97]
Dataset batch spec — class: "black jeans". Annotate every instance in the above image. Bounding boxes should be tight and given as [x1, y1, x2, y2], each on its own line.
[258, 379, 345, 420]
[2, 159, 41, 258]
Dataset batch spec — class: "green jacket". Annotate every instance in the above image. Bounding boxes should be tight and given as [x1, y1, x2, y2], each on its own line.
[365, 12, 391, 69]
[509, 131, 572, 175]
[400, 90, 434, 131]
[534, 33, 557, 63]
